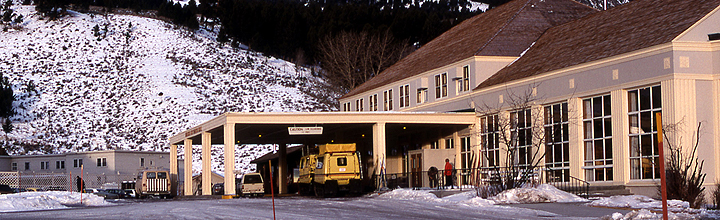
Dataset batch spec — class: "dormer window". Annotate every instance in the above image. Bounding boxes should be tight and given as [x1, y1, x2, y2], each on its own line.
[457, 66, 470, 93]
[435, 73, 447, 99]
[384, 89, 393, 111]
[399, 85, 410, 108]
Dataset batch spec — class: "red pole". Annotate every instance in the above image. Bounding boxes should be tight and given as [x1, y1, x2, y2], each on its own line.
[269, 160, 276, 220]
[656, 112, 668, 220]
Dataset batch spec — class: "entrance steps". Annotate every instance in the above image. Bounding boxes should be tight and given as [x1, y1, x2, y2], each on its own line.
[586, 185, 633, 198]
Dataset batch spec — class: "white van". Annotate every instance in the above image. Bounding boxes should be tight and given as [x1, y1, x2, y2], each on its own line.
[240, 173, 264, 197]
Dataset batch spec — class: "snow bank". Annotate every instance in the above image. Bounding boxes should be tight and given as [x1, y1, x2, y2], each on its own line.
[0, 191, 113, 212]
[605, 209, 711, 220]
[592, 195, 720, 219]
[491, 184, 588, 204]
[375, 189, 496, 207]
[588, 195, 688, 210]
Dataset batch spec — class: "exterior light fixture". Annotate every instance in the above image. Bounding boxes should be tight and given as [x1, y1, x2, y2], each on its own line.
[258, 134, 262, 138]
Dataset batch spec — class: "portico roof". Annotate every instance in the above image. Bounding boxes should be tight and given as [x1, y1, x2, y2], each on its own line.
[169, 112, 477, 145]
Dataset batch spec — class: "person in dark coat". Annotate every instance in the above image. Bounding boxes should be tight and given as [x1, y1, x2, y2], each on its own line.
[76, 176, 85, 192]
[428, 167, 438, 188]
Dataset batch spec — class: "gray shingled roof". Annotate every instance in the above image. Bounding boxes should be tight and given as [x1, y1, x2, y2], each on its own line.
[342, 0, 596, 98]
[476, 0, 720, 90]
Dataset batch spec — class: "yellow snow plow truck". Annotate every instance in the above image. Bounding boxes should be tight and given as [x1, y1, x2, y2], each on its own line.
[297, 144, 362, 197]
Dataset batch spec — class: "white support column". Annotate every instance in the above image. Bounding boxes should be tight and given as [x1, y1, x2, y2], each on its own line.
[567, 98, 584, 180]
[373, 122, 387, 176]
[183, 139, 193, 196]
[661, 79, 697, 157]
[611, 89, 629, 184]
[170, 144, 178, 196]
[531, 105, 545, 172]
[714, 79, 720, 183]
[224, 123, 236, 195]
[202, 132, 212, 195]
[278, 143, 288, 194]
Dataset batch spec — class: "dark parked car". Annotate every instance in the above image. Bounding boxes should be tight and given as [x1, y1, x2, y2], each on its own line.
[212, 183, 224, 195]
[93, 189, 120, 199]
[0, 184, 15, 194]
[105, 189, 129, 198]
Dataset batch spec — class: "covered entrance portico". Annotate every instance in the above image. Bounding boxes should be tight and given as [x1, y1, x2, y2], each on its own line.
[168, 112, 476, 196]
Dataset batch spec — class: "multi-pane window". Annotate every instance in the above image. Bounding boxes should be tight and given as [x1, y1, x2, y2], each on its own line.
[583, 95, 613, 181]
[384, 89, 393, 111]
[11, 162, 17, 171]
[355, 98, 364, 111]
[480, 115, 500, 167]
[40, 161, 49, 170]
[369, 94, 378, 111]
[445, 138, 454, 149]
[97, 157, 107, 167]
[74, 158, 83, 168]
[628, 85, 661, 179]
[399, 85, 410, 108]
[458, 66, 470, 93]
[544, 103, 569, 182]
[511, 109, 533, 167]
[430, 140, 439, 149]
[343, 102, 351, 111]
[460, 136, 471, 184]
[435, 73, 447, 99]
[417, 89, 427, 104]
[56, 160, 65, 169]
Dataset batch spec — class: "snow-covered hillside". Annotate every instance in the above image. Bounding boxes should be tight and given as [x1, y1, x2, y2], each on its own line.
[0, 6, 336, 173]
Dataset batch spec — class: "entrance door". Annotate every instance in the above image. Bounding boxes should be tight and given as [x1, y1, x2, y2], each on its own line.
[411, 154, 422, 188]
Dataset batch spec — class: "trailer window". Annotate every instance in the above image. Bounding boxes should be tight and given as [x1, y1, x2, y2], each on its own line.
[147, 172, 156, 179]
[337, 157, 347, 166]
[244, 175, 263, 184]
[157, 172, 167, 179]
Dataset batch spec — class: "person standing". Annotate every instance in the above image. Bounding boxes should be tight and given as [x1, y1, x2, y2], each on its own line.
[444, 159, 453, 189]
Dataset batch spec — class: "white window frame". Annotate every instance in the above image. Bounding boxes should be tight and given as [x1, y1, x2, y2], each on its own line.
[399, 85, 410, 108]
[583, 94, 613, 182]
[11, 162, 17, 171]
[97, 157, 107, 167]
[511, 109, 532, 167]
[628, 85, 661, 180]
[416, 88, 427, 104]
[544, 102, 570, 182]
[457, 65, 470, 94]
[384, 89, 393, 111]
[369, 94, 378, 111]
[435, 73, 448, 99]
[480, 115, 500, 168]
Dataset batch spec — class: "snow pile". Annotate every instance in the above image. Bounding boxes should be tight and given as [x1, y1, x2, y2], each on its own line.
[592, 195, 720, 219]
[0, 191, 112, 213]
[605, 209, 709, 220]
[588, 195, 688, 211]
[491, 184, 589, 204]
[375, 189, 496, 207]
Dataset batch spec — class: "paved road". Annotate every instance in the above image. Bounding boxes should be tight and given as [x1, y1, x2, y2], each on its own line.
[0, 196, 626, 219]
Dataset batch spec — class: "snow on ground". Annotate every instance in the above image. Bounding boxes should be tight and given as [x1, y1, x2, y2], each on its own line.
[376, 184, 587, 206]
[0, 191, 112, 213]
[491, 184, 589, 204]
[589, 195, 720, 219]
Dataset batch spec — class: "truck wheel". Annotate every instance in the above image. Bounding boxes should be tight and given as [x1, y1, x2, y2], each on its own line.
[314, 184, 324, 198]
[324, 181, 338, 197]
